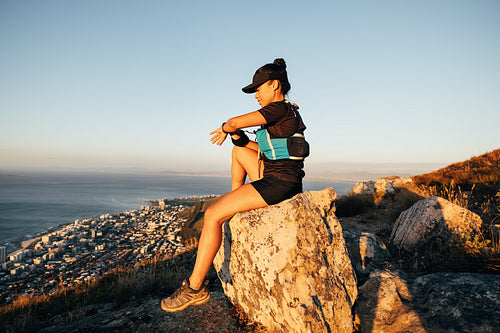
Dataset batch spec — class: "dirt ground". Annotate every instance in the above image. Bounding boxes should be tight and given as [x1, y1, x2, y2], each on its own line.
[37, 289, 268, 333]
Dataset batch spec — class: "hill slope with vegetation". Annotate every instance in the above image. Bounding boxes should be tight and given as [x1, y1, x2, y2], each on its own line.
[412, 149, 500, 225]
[335, 148, 499, 276]
[412, 149, 500, 186]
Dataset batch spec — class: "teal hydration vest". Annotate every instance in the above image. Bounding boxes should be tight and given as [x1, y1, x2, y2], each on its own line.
[256, 129, 309, 161]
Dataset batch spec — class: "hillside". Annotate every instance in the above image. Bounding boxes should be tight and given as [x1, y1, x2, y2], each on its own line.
[410, 149, 500, 225]
[412, 149, 500, 186]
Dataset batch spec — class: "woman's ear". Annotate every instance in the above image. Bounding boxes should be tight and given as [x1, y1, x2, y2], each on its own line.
[271, 80, 281, 91]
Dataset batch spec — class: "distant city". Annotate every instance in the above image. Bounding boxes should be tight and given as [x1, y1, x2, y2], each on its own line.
[0, 195, 215, 305]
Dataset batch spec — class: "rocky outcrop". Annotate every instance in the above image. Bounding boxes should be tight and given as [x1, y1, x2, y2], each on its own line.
[391, 196, 483, 251]
[350, 179, 393, 196]
[349, 176, 413, 197]
[356, 270, 500, 333]
[342, 230, 394, 284]
[213, 188, 358, 333]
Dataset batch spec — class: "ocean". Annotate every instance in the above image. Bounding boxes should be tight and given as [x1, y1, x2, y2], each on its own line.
[0, 171, 355, 249]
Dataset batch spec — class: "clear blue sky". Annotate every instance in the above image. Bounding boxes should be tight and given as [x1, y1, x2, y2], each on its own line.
[1, 0, 499, 180]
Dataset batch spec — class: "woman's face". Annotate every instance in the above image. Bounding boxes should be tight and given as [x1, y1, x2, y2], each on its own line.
[255, 80, 279, 107]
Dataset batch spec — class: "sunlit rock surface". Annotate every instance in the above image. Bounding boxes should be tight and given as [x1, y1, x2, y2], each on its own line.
[214, 188, 357, 333]
[391, 196, 483, 251]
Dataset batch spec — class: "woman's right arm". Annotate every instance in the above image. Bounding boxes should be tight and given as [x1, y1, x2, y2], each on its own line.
[223, 111, 266, 133]
[210, 111, 267, 147]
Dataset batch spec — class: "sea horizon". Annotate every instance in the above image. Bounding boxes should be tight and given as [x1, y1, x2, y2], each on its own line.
[1, 167, 372, 183]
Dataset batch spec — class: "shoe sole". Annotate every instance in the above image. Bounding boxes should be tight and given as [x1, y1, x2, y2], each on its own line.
[161, 292, 211, 313]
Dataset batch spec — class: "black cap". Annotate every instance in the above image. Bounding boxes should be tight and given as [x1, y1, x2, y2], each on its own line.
[242, 71, 285, 94]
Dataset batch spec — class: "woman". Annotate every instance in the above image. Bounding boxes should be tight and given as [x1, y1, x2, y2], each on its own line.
[161, 58, 308, 312]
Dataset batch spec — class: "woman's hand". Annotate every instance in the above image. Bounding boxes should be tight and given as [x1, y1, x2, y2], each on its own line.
[209, 126, 228, 146]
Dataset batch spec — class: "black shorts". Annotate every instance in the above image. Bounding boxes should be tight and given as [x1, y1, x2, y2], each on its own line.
[251, 176, 303, 205]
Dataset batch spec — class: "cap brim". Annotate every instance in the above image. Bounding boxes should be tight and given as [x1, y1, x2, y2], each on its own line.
[242, 81, 262, 94]
[242, 71, 283, 93]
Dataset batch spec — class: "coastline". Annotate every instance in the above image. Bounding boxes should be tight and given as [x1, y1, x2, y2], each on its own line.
[3, 195, 215, 258]
[7, 237, 42, 258]
[3, 221, 73, 257]
[20, 237, 41, 249]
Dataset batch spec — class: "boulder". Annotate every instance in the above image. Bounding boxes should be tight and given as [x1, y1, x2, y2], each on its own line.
[349, 177, 413, 197]
[356, 270, 500, 333]
[391, 196, 483, 251]
[343, 231, 394, 284]
[350, 180, 377, 196]
[213, 188, 358, 333]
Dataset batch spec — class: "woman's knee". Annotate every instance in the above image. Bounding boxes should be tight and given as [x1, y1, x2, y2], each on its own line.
[203, 205, 225, 228]
[232, 146, 258, 167]
[231, 146, 245, 160]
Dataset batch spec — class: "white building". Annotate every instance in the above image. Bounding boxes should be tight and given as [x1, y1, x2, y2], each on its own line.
[42, 234, 52, 243]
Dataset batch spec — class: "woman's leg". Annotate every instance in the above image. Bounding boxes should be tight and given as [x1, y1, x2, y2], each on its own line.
[188, 183, 267, 289]
[231, 146, 259, 191]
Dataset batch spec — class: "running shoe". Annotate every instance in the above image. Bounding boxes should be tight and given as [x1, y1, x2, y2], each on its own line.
[161, 279, 210, 312]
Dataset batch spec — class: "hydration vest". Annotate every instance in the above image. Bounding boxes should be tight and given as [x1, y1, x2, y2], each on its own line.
[256, 101, 310, 161]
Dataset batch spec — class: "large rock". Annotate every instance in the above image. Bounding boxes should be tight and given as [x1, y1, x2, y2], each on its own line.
[391, 196, 483, 251]
[356, 270, 500, 333]
[343, 231, 394, 284]
[213, 188, 358, 333]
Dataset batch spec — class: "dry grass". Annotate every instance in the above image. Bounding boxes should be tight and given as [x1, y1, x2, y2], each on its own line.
[417, 181, 475, 208]
[393, 233, 500, 275]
